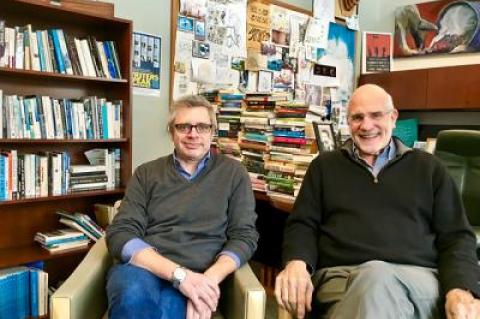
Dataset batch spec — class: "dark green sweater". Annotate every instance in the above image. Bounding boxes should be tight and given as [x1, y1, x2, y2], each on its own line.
[107, 153, 258, 272]
[283, 139, 480, 296]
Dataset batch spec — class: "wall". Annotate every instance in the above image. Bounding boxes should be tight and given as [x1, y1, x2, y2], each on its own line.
[358, 0, 480, 71]
[107, 0, 312, 171]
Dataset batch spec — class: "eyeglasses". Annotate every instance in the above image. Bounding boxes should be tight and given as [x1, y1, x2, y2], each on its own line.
[173, 123, 213, 134]
[348, 110, 393, 124]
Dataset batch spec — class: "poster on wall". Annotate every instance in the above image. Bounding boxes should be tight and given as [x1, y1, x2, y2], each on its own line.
[133, 32, 161, 96]
[362, 31, 392, 74]
[394, 0, 480, 57]
[247, 1, 270, 51]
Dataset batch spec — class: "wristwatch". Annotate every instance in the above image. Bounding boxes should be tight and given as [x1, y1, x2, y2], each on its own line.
[172, 266, 187, 289]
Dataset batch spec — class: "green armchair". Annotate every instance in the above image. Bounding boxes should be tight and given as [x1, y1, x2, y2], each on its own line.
[434, 129, 480, 248]
[50, 237, 266, 319]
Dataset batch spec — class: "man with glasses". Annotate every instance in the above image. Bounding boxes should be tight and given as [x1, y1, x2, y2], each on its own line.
[106, 95, 258, 319]
[275, 84, 480, 319]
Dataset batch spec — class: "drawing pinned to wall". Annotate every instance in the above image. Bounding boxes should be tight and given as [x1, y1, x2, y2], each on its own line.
[270, 5, 290, 47]
[133, 32, 161, 96]
[319, 22, 355, 100]
[273, 68, 294, 91]
[362, 31, 392, 73]
[192, 40, 210, 59]
[258, 70, 272, 93]
[394, 0, 480, 57]
[247, 1, 270, 51]
[206, 0, 247, 57]
[180, 0, 207, 19]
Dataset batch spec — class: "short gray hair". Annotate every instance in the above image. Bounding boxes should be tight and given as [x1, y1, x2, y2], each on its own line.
[167, 95, 217, 132]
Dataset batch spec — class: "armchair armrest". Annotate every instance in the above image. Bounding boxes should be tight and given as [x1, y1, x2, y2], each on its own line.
[50, 237, 112, 319]
[220, 263, 266, 319]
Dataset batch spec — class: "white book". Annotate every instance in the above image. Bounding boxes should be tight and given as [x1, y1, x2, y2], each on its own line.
[39, 155, 48, 197]
[41, 30, 53, 72]
[41, 96, 55, 139]
[29, 30, 41, 71]
[81, 38, 96, 77]
[38, 270, 48, 316]
[15, 26, 24, 69]
[52, 99, 64, 139]
[70, 164, 106, 174]
[5, 27, 15, 68]
[11, 150, 17, 199]
[76, 102, 86, 139]
[51, 153, 62, 195]
[73, 37, 88, 76]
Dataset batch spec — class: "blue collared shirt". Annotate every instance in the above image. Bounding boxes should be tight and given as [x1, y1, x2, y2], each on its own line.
[353, 139, 396, 177]
[121, 150, 241, 268]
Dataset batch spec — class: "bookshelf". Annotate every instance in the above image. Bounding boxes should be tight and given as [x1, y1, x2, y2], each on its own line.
[0, 0, 132, 287]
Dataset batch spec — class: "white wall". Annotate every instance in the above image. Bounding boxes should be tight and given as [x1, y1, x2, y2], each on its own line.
[358, 0, 480, 71]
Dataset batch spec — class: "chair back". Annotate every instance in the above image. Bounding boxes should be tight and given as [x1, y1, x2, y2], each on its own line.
[434, 130, 480, 226]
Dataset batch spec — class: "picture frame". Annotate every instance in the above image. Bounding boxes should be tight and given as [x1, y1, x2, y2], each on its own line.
[313, 122, 337, 152]
[177, 16, 194, 32]
[192, 40, 210, 59]
[257, 70, 272, 93]
[362, 31, 393, 74]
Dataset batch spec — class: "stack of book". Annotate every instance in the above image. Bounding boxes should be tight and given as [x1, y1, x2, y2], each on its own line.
[0, 267, 48, 318]
[0, 20, 122, 79]
[56, 210, 105, 241]
[34, 228, 89, 253]
[265, 100, 316, 201]
[69, 164, 108, 192]
[215, 92, 245, 161]
[238, 93, 278, 192]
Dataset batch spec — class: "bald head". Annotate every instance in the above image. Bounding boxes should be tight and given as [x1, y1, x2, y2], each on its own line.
[348, 84, 394, 115]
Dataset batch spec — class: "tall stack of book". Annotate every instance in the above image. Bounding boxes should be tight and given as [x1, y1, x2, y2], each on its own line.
[34, 228, 89, 253]
[0, 267, 48, 318]
[0, 20, 122, 78]
[69, 164, 108, 192]
[265, 100, 316, 202]
[215, 92, 244, 161]
[238, 94, 277, 192]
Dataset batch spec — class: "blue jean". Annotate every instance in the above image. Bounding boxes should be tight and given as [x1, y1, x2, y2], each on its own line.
[106, 263, 187, 319]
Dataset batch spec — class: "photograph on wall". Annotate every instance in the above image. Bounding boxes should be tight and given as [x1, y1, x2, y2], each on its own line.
[180, 0, 207, 19]
[257, 70, 272, 93]
[133, 32, 161, 96]
[394, 0, 480, 57]
[362, 31, 392, 74]
[313, 122, 337, 152]
[270, 5, 290, 47]
[178, 16, 194, 32]
[192, 40, 210, 59]
[194, 20, 206, 41]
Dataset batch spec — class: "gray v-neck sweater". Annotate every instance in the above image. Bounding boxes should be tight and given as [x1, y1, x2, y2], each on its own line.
[106, 153, 258, 272]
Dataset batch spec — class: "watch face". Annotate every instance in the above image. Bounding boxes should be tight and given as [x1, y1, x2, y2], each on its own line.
[174, 267, 187, 282]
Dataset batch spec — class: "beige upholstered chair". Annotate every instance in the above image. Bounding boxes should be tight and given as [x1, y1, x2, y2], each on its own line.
[50, 202, 266, 319]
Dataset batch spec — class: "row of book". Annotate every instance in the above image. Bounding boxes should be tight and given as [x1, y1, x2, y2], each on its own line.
[0, 267, 48, 319]
[0, 148, 120, 201]
[0, 20, 122, 79]
[0, 91, 123, 140]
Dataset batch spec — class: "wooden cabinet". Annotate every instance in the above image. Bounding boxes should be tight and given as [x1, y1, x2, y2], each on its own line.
[359, 65, 480, 111]
[0, 0, 132, 284]
[359, 69, 428, 110]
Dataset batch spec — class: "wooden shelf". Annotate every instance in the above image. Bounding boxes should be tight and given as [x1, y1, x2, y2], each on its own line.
[0, 138, 128, 144]
[0, 188, 125, 207]
[0, 243, 92, 269]
[0, 66, 128, 84]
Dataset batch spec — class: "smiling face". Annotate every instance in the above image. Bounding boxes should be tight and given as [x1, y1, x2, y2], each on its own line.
[170, 106, 213, 166]
[348, 85, 398, 165]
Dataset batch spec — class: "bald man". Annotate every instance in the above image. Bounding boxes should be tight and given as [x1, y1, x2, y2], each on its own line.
[275, 85, 480, 319]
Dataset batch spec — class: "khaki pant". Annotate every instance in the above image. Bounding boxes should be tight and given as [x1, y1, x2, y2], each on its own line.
[311, 260, 441, 319]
